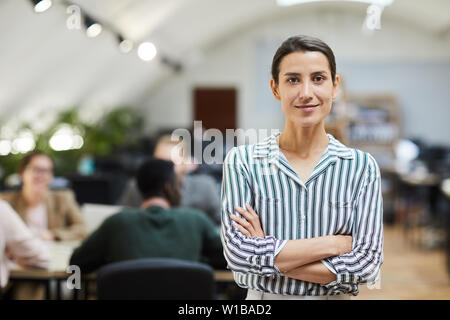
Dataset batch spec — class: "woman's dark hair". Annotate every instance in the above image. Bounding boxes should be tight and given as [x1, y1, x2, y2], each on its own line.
[18, 150, 52, 173]
[271, 35, 336, 84]
[136, 157, 181, 206]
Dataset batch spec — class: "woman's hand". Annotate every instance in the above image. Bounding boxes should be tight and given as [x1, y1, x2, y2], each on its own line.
[41, 230, 55, 241]
[230, 203, 265, 238]
[331, 235, 353, 256]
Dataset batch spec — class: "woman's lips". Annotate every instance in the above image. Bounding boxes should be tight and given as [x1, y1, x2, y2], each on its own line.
[294, 104, 319, 112]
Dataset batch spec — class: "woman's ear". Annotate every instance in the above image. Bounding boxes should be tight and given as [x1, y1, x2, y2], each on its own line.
[332, 74, 341, 99]
[270, 78, 281, 101]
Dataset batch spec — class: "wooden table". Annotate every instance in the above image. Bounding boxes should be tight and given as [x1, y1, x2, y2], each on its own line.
[9, 241, 234, 299]
[9, 241, 91, 299]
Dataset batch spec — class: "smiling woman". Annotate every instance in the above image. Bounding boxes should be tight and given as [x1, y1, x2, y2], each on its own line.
[0, 151, 87, 242]
[270, 36, 339, 130]
[220, 35, 383, 300]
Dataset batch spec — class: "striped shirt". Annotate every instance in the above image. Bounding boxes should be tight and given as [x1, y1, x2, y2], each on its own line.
[220, 131, 383, 296]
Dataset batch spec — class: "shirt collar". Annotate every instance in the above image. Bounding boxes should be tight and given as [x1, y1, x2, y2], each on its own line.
[253, 131, 354, 160]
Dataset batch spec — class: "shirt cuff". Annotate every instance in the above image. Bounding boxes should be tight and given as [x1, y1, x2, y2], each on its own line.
[321, 258, 339, 288]
[272, 239, 288, 275]
[274, 239, 287, 256]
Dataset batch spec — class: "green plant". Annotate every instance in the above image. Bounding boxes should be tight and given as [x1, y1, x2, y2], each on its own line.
[0, 106, 145, 183]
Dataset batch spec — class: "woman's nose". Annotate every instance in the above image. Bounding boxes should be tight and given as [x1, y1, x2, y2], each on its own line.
[298, 80, 313, 100]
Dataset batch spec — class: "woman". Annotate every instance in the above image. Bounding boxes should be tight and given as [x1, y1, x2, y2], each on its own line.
[0, 150, 87, 241]
[221, 35, 383, 299]
[0, 200, 50, 291]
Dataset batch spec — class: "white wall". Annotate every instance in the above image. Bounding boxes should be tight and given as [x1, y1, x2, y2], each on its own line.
[140, 7, 450, 146]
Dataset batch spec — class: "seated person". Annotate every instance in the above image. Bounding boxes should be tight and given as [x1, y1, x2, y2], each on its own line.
[70, 158, 226, 274]
[0, 200, 50, 290]
[0, 150, 87, 241]
[118, 135, 221, 225]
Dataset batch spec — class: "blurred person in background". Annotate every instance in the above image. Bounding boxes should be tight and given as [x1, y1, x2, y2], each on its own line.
[0, 200, 50, 298]
[0, 150, 87, 241]
[118, 135, 222, 225]
[70, 157, 226, 273]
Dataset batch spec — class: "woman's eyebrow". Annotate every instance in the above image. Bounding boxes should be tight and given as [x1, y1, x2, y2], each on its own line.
[283, 71, 328, 77]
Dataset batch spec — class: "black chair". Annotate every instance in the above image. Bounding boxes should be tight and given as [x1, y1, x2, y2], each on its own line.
[96, 258, 215, 300]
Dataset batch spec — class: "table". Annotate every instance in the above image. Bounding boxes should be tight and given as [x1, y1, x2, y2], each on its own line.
[9, 241, 92, 300]
[9, 241, 235, 300]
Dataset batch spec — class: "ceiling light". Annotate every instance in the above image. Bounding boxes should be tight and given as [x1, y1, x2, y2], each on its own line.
[84, 16, 102, 38]
[137, 42, 157, 61]
[12, 131, 35, 154]
[118, 35, 134, 53]
[31, 0, 52, 13]
[0, 140, 11, 156]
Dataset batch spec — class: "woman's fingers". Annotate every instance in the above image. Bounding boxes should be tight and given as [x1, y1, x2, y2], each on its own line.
[230, 214, 255, 234]
[236, 206, 255, 222]
[233, 204, 265, 238]
[245, 203, 256, 214]
[243, 203, 265, 238]
[232, 222, 251, 237]
[245, 203, 259, 218]
[242, 204, 261, 227]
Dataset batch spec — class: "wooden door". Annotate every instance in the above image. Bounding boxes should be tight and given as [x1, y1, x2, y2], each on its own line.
[193, 88, 237, 133]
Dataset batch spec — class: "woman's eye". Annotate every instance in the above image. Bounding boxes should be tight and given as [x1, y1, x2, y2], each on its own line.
[313, 76, 325, 82]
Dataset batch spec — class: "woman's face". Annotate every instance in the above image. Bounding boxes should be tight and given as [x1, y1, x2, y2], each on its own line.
[270, 50, 340, 128]
[21, 155, 54, 192]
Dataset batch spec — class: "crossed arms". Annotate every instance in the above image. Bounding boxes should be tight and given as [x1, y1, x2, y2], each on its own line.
[231, 204, 351, 285]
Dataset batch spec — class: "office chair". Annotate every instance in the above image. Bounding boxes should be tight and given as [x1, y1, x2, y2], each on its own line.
[96, 258, 215, 300]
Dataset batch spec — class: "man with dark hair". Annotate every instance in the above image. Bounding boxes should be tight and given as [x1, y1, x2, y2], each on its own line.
[118, 135, 222, 225]
[136, 157, 182, 208]
[70, 158, 225, 274]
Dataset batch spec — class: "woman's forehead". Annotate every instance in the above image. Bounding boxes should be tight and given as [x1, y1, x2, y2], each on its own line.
[29, 155, 53, 167]
[279, 51, 330, 75]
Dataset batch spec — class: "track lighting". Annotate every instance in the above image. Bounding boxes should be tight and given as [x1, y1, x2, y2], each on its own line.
[30, 0, 52, 13]
[118, 35, 134, 53]
[30, 1, 165, 64]
[84, 15, 102, 38]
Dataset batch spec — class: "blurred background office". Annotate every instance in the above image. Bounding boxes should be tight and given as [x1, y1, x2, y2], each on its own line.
[0, 0, 449, 299]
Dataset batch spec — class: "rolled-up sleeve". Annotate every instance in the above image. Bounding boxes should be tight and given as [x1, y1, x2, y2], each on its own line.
[1, 201, 50, 275]
[321, 154, 383, 291]
[220, 147, 287, 277]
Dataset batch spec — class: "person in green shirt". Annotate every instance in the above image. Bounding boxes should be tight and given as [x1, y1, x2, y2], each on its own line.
[69, 158, 226, 274]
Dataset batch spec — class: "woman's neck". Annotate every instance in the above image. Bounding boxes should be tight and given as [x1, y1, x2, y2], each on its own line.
[278, 121, 329, 158]
[141, 197, 171, 210]
[21, 186, 47, 208]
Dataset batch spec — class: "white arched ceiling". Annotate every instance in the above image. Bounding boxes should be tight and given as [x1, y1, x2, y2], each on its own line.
[0, 0, 449, 130]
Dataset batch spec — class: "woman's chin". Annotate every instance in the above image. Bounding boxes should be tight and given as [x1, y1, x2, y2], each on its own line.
[291, 119, 322, 128]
